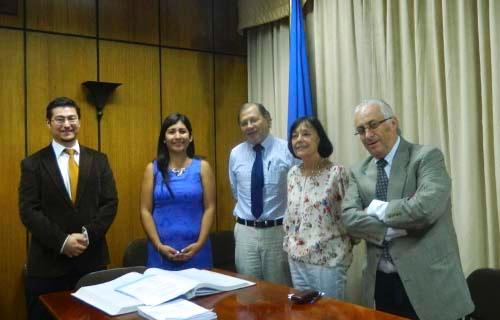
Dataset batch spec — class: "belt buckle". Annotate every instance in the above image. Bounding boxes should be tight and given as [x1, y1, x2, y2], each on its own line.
[264, 220, 269, 227]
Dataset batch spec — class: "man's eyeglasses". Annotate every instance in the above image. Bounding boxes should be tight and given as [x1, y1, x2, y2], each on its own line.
[354, 117, 392, 135]
[51, 116, 79, 125]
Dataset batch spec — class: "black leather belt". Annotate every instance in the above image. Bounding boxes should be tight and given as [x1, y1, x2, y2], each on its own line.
[237, 217, 283, 228]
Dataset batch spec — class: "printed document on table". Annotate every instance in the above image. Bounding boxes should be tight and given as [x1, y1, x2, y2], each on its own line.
[116, 273, 199, 306]
[137, 298, 217, 320]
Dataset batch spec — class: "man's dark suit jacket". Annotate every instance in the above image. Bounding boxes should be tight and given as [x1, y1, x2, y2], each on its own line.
[19, 144, 118, 278]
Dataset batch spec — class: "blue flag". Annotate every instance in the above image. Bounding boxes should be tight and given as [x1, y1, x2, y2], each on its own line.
[288, 0, 314, 136]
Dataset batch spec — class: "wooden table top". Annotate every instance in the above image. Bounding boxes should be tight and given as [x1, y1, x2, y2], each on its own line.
[41, 270, 407, 320]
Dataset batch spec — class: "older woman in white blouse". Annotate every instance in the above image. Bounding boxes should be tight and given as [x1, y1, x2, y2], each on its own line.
[283, 116, 354, 300]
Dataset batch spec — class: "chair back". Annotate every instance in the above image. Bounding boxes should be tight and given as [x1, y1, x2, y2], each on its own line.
[75, 266, 147, 289]
[122, 238, 148, 267]
[210, 230, 236, 272]
[466, 268, 500, 320]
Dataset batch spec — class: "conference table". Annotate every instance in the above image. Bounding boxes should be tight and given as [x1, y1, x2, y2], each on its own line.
[41, 269, 408, 320]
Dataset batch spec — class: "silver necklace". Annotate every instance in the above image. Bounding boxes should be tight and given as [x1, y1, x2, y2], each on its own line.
[169, 167, 186, 176]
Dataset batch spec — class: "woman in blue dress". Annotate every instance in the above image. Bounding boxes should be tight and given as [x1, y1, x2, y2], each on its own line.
[140, 113, 215, 270]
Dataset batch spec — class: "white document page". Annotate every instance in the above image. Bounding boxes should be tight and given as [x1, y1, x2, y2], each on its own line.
[176, 269, 254, 289]
[138, 298, 217, 320]
[116, 273, 199, 306]
[71, 272, 144, 316]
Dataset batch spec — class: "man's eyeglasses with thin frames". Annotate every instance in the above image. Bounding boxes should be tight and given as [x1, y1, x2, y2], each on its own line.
[354, 117, 392, 135]
[51, 117, 79, 125]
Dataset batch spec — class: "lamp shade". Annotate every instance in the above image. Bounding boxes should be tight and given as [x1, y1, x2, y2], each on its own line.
[82, 81, 121, 120]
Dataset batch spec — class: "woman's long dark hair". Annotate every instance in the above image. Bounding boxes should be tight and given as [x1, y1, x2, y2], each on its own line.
[156, 113, 195, 195]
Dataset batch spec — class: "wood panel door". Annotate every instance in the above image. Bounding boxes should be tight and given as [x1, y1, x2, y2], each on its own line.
[99, 41, 160, 267]
[26, 32, 98, 153]
[26, 0, 96, 36]
[214, 54, 247, 231]
[160, 0, 212, 50]
[0, 0, 23, 27]
[99, 0, 159, 45]
[213, 0, 246, 55]
[0, 28, 26, 319]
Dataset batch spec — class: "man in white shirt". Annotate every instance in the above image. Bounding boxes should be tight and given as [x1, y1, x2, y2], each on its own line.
[19, 97, 118, 320]
[342, 98, 473, 320]
[229, 102, 297, 285]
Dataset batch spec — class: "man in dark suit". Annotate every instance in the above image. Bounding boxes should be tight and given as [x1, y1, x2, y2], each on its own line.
[342, 99, 473, 320]
[19, 97, 118, 320]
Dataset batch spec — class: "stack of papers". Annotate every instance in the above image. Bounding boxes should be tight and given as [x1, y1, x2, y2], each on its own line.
[138, 299, 217, 320]
[71, 268, 255, 316]
[71, 272, 145, 315]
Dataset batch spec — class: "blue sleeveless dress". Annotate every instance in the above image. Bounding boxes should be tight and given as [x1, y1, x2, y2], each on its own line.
[146, 158, 212, 270]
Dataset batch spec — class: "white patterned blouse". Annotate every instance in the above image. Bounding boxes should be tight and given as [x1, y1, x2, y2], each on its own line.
[283, 162, 354, 267]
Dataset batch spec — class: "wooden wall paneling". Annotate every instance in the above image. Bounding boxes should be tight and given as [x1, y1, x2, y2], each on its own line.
[26, 0, 95, 36]
[213, 0, 246, 55]
[160, 0, 212, 50]
[214, 54, 247, 231]
[0, 28, 26, 319]
[161, 49, 214, 178]
[0, 0, 23, 27]
[99, 41, 160, 267]
[99, 0, 158, 45]
[26, 32, 98, 154]
[161, 48, 215, 227]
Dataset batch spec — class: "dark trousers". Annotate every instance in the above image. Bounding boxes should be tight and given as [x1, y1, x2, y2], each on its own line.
[375, 271, 419, 320]
[25, 273, 86, 320]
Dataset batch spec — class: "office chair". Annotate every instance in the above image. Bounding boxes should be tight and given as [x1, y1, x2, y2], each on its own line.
[466, 268, 500, 320]
[75, 266, 147, 289]
[122, 238, 148, 267]
[209, 230, 236, 272]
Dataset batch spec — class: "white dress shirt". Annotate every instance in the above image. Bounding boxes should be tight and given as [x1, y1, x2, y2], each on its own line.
[52, 140, 80, 200]
[365, 137, 408, 273]
[51, 140, 88, 252]
[229, 134, 299, 221]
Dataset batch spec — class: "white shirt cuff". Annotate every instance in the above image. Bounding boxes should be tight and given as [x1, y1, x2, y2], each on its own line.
[60, 235, 70, 254]
[385, 227, 407, 241]
[82, 226, 89, 246]
[366, 199, 389, 220]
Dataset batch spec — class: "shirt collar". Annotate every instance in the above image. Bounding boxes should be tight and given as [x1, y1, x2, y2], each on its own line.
[247, 134, 273, 150]
[381, 136, 401, 166]
[52, 140, 80, 157]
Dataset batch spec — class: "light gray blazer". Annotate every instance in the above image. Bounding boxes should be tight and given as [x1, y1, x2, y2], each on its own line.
[342, 137, 474, 320]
